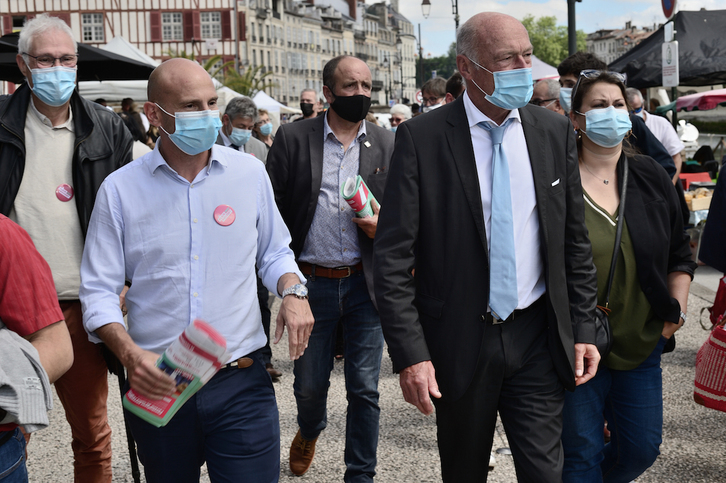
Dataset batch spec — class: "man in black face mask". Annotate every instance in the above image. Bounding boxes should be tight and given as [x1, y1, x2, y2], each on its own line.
[267, 55, 395, 482]
[296, 88, 319, 121]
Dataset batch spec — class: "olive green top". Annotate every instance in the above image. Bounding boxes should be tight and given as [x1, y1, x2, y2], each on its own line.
[583, 191, 664, 370]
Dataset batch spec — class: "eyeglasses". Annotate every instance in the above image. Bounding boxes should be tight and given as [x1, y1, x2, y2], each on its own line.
[422, 96, 443, 104]
[572, 69, 627, 106]
[529, 98, 557, 107]
[23, 52, 78, 68]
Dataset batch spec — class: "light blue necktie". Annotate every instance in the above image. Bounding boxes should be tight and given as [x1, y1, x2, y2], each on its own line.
[478, 119, 518, 321]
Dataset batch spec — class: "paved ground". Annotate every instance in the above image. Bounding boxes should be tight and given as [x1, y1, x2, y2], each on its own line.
[25, 267, 726, 482]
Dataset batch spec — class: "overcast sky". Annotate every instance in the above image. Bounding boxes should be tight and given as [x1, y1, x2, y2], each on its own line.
[395, 0, 722, 62]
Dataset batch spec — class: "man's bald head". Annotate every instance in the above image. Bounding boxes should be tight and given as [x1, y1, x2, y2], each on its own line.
[147, 58, 213, 105]
[457, 13, 529, 65]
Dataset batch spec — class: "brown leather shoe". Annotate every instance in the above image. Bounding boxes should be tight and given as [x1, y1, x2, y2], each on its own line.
[266, 363, 282, 381]
[289, 430, 317, 476]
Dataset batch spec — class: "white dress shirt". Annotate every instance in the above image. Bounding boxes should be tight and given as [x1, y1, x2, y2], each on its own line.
[463, 91, 546, 309]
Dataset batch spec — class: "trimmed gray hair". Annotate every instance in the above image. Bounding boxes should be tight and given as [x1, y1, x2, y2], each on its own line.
[625, 87, 643, 105]
[390, 103, 412, 119]
[18, 13, 77, 61]
[456, 20, 478, 60]
[225, 96, 258, 123]
[536, 79, 561, 99]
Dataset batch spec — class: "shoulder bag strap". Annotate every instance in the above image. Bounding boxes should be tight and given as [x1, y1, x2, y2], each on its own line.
[603, 156, 628, 309]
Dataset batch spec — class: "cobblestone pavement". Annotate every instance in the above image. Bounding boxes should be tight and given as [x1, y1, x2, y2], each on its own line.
[26, 268, 726, 482]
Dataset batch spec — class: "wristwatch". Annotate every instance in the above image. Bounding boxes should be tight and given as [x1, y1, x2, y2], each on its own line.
[282, 283, 308, 300]
[679, 311, 687, 325]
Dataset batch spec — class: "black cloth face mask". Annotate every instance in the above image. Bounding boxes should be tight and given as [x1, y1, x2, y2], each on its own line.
[300, 102, 315, 117]
[329, 93, 371, 123]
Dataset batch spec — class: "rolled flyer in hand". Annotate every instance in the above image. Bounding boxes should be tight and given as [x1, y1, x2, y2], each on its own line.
[122, 319, 228, 427]
[341, 175, 378, 218]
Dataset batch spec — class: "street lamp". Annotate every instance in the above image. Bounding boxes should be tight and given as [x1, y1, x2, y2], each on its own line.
[396, 36, 404, 101]
[421, 0, 459, 32]
[421, 0, 431, 19]
[383, 54, 392, 106]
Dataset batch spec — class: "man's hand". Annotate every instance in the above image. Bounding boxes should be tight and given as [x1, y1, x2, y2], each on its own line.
[399, 361, 441, 415]
[125, 348, 177, 400]
[352, 200, 380, 239]
[275, 295, 315, 361]
[574, 343, 600, 386]
[120, 285, 129, 316]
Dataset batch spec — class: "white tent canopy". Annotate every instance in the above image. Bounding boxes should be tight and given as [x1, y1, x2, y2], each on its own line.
[253, 90, 302, 115]
[102, 36, 160, 67]
[531, 54, 559, 80]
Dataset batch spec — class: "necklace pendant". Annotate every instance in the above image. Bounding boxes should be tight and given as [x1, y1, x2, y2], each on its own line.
[603, 179, 609, 185]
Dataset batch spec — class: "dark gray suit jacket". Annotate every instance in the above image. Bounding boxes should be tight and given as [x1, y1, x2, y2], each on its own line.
[373, 96, 598, 400]
[266, 115, 395, 303]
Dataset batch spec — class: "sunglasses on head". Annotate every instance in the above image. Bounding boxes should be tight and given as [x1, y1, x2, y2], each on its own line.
[572, 69, 627, 105]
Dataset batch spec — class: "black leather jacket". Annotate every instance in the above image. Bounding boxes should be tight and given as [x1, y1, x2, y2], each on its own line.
[0, 84, 134, 237]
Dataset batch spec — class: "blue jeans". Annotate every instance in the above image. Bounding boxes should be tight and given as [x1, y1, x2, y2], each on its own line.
[0, 429, 27, 482]
[293, 271, 384, 483]
[125, 350, 280, 483]
[562, 336, 668, 483]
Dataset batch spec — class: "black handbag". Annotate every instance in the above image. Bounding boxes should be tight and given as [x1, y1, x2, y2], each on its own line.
[593, 157, 628, 357]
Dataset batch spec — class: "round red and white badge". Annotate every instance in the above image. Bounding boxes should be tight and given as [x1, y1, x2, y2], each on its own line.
[56, 184, 74, 202]
[213, 205, 236, 226]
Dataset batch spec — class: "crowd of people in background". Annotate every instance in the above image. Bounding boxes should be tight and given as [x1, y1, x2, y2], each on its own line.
[1, 9, 702, 483]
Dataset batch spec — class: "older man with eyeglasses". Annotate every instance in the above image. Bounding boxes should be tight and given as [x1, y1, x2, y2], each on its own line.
[0, 13, 133, 482]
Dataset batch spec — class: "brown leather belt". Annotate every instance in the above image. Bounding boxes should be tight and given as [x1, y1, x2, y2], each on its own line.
[298, 262, 363, 279]
[483, 297, 545, 325]
[221, 357, 254, 369]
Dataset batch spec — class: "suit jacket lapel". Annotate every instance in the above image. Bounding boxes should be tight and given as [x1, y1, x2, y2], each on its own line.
[520, 106, 551, 249]
[446, 97, 488, 252]
[308, 116, 325, 215]
[359, 121, 374, 181]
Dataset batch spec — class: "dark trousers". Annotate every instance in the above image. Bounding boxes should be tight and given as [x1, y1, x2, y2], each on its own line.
[434, 300, 565, 483]
[125, 350, 280, 483]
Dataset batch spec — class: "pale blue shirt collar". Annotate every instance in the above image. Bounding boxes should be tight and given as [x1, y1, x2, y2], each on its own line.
[463, 89, 521, 129]
[144, 139, 227, 179]
[323, 110, 367, 143]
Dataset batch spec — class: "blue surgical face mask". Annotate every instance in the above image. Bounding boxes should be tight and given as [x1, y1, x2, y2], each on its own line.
[29, 66, 77, 107]
[577, 106, 632, 148]
[390, 126, 397, 133]
[156, 104, 222, 155]
[467, 57, 533, 110]
[259, 122, 273, 136]
[229, 127, 252, 146]
[559, 87, 573, 114]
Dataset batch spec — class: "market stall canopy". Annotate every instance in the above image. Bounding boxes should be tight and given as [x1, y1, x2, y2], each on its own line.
[655, 88, 726, 114]
[0, 32, 156, 83]
[608, 10, 726, 89]
[253, 90, 302, 114]
[531, 54, 559, 81]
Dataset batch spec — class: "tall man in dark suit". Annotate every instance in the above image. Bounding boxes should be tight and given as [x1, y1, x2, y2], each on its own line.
[373, 13, 600, 482]
[267, 55, 394, 482]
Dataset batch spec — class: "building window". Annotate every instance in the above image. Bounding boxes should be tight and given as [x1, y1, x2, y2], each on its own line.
[82, 13, 104, 42]
[201, 12, 221, 39]
[253, 50, 257, 66]
[162, 12, 183, 41]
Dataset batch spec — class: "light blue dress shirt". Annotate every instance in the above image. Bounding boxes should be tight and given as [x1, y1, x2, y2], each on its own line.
[80, 143, 304, 362]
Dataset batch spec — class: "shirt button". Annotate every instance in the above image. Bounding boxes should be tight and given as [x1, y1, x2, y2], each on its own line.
[193, 255, 199, 260]
[190, 183, 194, 188]
[341, 207, 345, 211]
[193, 292, 199, 297]
[193, 218, 198, 223]
[343, 248, 348, 252]
[342, 228, 346, 232]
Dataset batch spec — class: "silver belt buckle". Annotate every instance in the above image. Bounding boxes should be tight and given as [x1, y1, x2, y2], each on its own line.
[491, 310, 504, 325]
[334, 266, 352, 277]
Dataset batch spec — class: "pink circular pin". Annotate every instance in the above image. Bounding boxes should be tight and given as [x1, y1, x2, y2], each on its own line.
[56, 184, 74, 202]
[213, 205, 236, 226]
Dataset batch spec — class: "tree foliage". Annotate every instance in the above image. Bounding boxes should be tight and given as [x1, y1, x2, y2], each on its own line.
[418, 42, 457, 87]
[521, 15, 586, 68]
[165, 49, 277, 97]
[223, 65, 278, 97]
